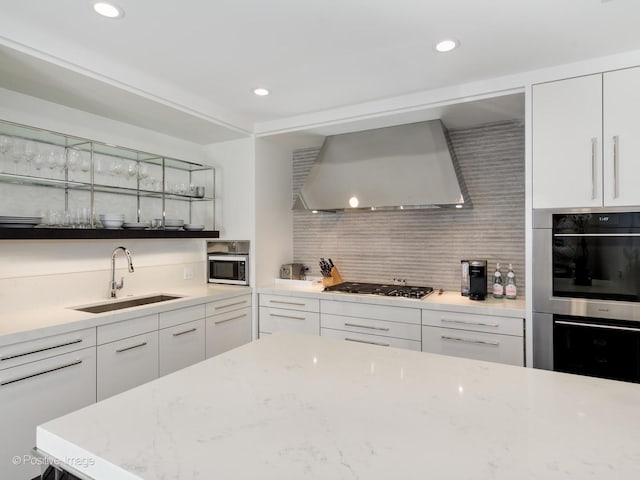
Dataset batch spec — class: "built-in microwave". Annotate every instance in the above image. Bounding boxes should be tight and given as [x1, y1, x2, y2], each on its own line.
[207, 240, 250, 286]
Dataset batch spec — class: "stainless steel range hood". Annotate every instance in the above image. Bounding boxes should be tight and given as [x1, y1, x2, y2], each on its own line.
[293, 120, 466, 211]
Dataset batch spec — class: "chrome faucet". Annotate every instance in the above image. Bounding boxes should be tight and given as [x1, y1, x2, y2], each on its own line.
[109, 246, 134, 298]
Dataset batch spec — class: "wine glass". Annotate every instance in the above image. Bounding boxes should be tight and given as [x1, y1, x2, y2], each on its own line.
[55, 150, 67, 173]
[67, 149, 80, 173]
[32, 153, 46, 172]
[126, 161, 138, 180]
[0, 136, 13, 171]
[79, 153, 91, 173]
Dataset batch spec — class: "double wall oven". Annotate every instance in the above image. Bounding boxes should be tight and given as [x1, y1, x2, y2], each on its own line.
[533, 210, 640, 382]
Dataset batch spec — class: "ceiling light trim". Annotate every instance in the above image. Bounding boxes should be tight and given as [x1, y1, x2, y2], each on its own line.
[93, 2, 125, 19]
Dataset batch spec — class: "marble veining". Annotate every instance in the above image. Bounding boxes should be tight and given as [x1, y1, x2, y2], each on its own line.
[37, 332, 640, 479]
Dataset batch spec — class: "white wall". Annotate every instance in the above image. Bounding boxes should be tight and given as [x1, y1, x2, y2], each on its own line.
[203, 137, 256, 242]
[254, 137, 299, 288]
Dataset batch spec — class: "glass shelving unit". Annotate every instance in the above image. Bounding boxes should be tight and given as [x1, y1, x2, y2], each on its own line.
[0, 119, 218, 239]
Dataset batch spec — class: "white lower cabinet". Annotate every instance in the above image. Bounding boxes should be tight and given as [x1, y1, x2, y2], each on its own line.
[422, 309, 524, 366]
[159, 319, 206, 376]
[206, 307, 252, 358]
[97, 330, 159, 401]
[259, 294, 320, 336]
[206, 294, 252, 358]
[320, 300, 422, 351]
[0, 346, 96, 480]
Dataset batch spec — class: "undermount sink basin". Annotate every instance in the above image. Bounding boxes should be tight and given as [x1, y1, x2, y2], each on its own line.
[72, 294, 182, 314]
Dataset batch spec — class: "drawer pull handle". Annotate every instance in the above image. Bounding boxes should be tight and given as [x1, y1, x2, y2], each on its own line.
[269, 313, 306, 321]
[441, 335, 499, 346]
[1, 360, 82, 387]
[345, 338, 390, 347]
[217, 300, 247, 310]
[214, 314, 246, 325]
[269, 300, 306, 306]
[116, 342, 148, 353]
[172, 328, 197, 337]
[344, 322, 390, 332]
[1, 339, 83, 361]
[441, 318, 499, 328]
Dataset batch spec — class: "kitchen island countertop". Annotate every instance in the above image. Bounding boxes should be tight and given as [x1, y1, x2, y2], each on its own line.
[37, 332, 640, 480]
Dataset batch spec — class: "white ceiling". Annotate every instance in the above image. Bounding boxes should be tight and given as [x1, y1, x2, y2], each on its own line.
[0, 0, 639, 143]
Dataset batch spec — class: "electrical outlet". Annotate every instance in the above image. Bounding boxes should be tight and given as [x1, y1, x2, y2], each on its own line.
[183, 267, 194, 280]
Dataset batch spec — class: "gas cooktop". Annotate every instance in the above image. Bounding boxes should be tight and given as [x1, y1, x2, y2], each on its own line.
[323, 282, 433, 299]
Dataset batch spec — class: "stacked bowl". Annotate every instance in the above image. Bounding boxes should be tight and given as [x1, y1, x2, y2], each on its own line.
[99, 213, 124, 229]
[164, 218, 184, 231]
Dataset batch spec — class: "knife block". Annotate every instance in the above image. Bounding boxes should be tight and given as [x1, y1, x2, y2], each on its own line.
[322, 266, 344, 287]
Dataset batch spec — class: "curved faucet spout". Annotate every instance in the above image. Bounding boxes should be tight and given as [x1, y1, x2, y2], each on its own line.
[110, 246, 134, 298]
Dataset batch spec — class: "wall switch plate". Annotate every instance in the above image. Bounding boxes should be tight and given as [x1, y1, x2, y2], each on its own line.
[183, 267, 194, 280]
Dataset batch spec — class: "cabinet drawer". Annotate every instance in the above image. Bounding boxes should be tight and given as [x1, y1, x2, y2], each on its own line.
[206, 294, 252, 316]
[206, 307, 252, 358]
[159, 319, 205, 376]
[97, 331, 159, 401]
[321, 300, 420, 324]
[321, 328, 421, 351]
[0, 327, 96, 371]
[97, 313, 158, 345]
[259, 306, 319, 335]
[421, 309, 524, 337]
[159, 304, 206, 329]
[422, 326, 524, 366]
[259, 294, 319, 312]
[0, 348, 96, 480]
[321, 313, 421, 341]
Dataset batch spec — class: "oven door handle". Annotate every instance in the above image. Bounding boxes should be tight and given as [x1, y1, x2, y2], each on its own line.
[555, 320, 640, 333]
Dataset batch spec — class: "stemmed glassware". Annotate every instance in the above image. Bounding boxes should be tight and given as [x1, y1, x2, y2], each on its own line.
[0, 135, 14, 172]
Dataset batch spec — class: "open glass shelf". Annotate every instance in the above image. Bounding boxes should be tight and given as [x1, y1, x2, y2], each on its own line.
[0, 119, 217, 239]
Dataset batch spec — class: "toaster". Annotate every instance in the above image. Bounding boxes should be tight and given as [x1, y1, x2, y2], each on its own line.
[280, 263, 305, 280]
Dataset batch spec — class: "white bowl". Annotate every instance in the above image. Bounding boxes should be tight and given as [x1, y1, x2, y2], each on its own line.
[101, 219, 124, 229]
[100, 213, 124, 220]
[165, 218, 184, 226]
[184, 224, 204, 231]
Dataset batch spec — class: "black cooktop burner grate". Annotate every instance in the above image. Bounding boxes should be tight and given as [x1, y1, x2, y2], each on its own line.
[323, 282, 433, 299]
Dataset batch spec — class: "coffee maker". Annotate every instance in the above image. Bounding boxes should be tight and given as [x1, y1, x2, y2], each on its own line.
[468, 260, 487, 301]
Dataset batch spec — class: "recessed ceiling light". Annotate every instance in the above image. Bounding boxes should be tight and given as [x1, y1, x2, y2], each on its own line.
[253, 88, 270, 96]
[435, 39, 459, 53]
[93, 2, 124, 19]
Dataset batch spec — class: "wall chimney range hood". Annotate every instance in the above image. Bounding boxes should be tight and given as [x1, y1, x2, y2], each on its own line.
[293, 120, 466, 212]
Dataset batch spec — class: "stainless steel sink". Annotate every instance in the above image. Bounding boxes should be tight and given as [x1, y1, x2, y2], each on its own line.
[72, 294, 182, 314]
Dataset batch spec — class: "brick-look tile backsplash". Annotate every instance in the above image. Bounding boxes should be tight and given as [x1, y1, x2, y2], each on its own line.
[292, 121, 525, 292]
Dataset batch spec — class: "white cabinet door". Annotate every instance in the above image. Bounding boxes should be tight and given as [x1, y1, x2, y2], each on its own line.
[159, 319, 205, 376]
[532, 74, 603, 208]
[422, 326, 524, 366]
[0, 348, 96, 480]
[97, 331, 158, 401]
[603, 66, 640, 206]
[205, 307, 251, 358]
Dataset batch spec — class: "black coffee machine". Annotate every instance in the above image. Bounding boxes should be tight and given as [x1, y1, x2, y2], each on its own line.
[469, 260, 487, 301]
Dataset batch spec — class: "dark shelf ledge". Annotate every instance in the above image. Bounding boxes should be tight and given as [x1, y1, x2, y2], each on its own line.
[0, 228, 220, 240]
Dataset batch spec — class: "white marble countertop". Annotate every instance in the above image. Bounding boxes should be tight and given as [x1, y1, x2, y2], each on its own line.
[258, 281, 525, 318]
[37, 332, 640, 480]
[0, 284, 252, 347]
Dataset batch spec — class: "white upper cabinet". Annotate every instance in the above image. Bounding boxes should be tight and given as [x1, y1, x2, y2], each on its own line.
[602, 67, 640, 206]
[532, 74, 603, 208]
[533, 67, 640, 209]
